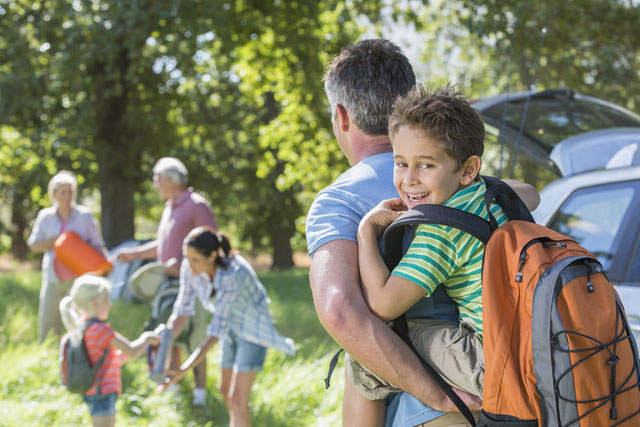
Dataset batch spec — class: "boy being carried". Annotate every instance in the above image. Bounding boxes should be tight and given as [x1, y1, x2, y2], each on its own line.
[349, 85, 504, 424]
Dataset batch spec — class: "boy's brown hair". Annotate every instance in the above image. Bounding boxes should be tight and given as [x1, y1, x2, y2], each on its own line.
[389, 84, 485, 167]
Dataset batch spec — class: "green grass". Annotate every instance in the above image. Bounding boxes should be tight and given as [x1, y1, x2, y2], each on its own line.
[0, 269, 344, 426]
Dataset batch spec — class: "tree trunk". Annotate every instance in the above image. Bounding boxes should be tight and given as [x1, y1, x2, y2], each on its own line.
[91, 50, 137, 248]
[10, 191, 29, 260]
[260, 91, 296, 270]
[270, 221, 294, 270]
[97, 161, 136, 248]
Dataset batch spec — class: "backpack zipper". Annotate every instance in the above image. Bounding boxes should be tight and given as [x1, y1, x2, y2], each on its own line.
[515, 238, 570, 283]
[585, 261, 594, 292]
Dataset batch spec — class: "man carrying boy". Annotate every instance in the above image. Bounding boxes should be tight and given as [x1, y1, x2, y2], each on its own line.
[306, 39, 483, 426]
[349, 85, 504, 424]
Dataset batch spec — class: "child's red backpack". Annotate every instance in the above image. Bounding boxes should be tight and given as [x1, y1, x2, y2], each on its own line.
[383, 176, 640, 426]
[59, 318, 109, 395]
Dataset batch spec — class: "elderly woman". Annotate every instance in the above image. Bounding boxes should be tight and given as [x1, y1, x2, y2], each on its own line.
[28, 170, 108, 343]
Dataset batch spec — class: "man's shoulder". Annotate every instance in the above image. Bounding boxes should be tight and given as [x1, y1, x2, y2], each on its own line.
[306, 153, 396, 255]
[186, 189, 210, 205]
[312, 153, 395, 205]
[339, 152, 393, 183]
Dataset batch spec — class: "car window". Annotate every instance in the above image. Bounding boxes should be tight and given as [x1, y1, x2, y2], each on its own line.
[482, 97, 640, 153]
[548, 182, 638, 269]
[483, 122, 560, 189]
[627, 231, 640, 282]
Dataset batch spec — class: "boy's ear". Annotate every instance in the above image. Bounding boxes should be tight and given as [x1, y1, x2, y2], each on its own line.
[460, 155, 482, 186]
[334, 104, 350, 133]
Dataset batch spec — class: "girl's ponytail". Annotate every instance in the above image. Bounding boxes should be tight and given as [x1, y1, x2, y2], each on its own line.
[217, 233, 232, 265]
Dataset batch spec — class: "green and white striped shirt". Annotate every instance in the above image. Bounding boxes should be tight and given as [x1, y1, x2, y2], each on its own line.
[392, 178, 507, 339]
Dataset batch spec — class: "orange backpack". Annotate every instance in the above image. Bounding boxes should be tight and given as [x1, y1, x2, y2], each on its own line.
[382, 176, 640, 426]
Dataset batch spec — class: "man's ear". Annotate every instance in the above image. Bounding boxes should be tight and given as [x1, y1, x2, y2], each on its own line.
[460, 155, 482, 186]
[334, 104, 350, 133]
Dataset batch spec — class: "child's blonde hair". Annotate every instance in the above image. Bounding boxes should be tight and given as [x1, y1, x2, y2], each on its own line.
[59, 275, 111, 332]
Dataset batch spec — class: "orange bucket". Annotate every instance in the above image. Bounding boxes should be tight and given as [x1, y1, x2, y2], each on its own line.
[54, 231, 113, 277]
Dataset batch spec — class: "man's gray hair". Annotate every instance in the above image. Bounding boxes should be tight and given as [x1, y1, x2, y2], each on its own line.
[324, 39, 416, 136]
[153, 157, 188, 185]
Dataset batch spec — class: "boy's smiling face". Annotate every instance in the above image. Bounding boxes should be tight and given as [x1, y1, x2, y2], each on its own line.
[393, 126, 471, 208]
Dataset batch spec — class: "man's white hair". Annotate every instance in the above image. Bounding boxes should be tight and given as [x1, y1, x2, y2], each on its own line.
[153, 157, 188, 185]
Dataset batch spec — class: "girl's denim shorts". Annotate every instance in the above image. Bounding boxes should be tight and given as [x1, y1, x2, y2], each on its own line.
[83, 392, 118, 416]
[220, 332, 267, 372]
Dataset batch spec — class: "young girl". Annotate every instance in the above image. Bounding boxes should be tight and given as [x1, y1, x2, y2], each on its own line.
[157, 226, 295, 427]
[60, 275, 159, 427]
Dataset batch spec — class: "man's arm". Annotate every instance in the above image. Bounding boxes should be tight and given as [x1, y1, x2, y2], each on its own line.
[310, 239, 476, 412]
[115, 240, 158, 263]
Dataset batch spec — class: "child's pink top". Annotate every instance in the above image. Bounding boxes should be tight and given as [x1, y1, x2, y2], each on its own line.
[84, 321, 121, 395]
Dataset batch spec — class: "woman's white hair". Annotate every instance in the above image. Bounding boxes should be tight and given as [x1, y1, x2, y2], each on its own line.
[47, 170, 77, 202]
[153, 157, 188, 185]
[59, 275, 111, 332]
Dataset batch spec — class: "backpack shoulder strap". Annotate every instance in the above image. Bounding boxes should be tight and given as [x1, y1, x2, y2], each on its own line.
[82, 317, 102, 331]
[81, 318, 109, 394]
[382, 204, 492, 270]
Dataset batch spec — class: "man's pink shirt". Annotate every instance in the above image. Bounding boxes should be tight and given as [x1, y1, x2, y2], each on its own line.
[157, 188, 217, 264]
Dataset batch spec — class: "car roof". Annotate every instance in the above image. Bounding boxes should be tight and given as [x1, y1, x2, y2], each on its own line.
[472, 88, 640, 176]
[532, 165, 640, 225]
[472, 88, 640, 120]
[550, 128, 640, 176]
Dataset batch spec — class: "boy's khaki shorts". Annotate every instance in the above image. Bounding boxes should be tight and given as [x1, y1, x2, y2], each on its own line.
[346, 318, 484, 400]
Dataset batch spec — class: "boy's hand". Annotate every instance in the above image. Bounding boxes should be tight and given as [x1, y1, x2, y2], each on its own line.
[364, 198, 407, 235]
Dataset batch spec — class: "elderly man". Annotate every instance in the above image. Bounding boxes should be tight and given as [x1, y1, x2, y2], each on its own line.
[116, 157, 217, 276]
[116, 157, 217, 406]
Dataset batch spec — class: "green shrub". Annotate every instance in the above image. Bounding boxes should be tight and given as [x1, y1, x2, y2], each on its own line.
[0, 269, 343, 426]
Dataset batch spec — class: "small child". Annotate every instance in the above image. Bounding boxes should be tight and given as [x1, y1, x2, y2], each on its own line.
[347, 85, 511, 424]
[60, 275, 159, 427]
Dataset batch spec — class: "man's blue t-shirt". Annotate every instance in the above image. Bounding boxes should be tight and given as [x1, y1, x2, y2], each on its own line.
[305, 152, 458, 427]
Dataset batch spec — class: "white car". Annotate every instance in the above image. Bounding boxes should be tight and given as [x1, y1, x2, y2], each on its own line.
[532, 143, 640, 341]
[472, 88, 640, 187]
[474, 87, 640, 339]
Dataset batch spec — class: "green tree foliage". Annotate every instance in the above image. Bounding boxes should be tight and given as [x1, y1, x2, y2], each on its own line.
[411, 0, 640, 188]
[415, 0, 640, 112]
[460, 0, 640, 112]
[0, 126, 96, 257]
[2, 0, 427, 267]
